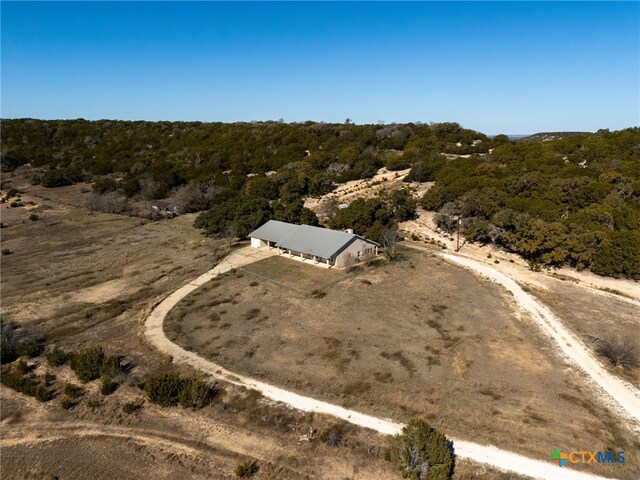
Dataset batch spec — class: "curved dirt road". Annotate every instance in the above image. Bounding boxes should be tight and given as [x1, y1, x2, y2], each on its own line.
[433, 250, 640, 427]
[143, 245, 636, 480]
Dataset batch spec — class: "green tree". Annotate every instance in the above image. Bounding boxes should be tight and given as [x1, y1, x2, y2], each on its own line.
[41, 169, 73, 188]
[387, 418, 454, 480]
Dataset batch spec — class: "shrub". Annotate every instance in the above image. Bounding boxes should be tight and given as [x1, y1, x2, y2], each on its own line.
[1, 325, 18, 363]
[320, 424, 344, 447]
[387, 418, 454, 480]
[527, 260, 541, 272]
[92, 177, 119, 194]
[64, 383, 85, 399]
[100, 376, 118, 395]
[46, 346, 70, 367]
[100, 355, 124, 378]
[41, 169, 73, 188]
[1, 249, 13, 256]
[29, 213, 39, 221]
[60, 396, 77, 410]
[69, 347, 106, 382]
[1, 367, 28, 391]
[16, 339, 45, 358]
[178, 378, 217, 410]
[33, 384, 55, 402]
[123, 400, 143, 414]
[235, 460, 259, 478]
[144, 371, 184, 407]
[15, 358, 32, 375]
[597, 337, 638, 369]
[43, 371, 56, 386]
[86, 191, 129, 214]
[0, 366, 55, 402]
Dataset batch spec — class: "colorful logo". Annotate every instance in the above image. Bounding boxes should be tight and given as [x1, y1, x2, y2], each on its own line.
[550, 449, 568, 467]
[550, 449, 624, 468]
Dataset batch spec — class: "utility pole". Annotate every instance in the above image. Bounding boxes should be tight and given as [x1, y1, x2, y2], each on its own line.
[456, 217, 462, 252]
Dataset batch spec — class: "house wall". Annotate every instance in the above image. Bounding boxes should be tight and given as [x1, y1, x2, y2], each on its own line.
[334, 239, 376, 267]
[250, 237, 266, 248]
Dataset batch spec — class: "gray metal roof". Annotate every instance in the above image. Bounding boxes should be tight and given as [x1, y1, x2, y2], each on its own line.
[248, 220, 377, 259]
[247, 220, 300, 244]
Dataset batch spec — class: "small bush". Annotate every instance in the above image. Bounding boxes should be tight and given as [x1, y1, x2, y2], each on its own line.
[69, 347, 105, 382]
[123, 400, 143, 414]
[29, 213, 39, 221]
[1, 368, 28, 391]
[86, 397, 101, 409]
[1, 249, 13, 256]
[144, 371, 184, 407]
[100, 376, 118, 395]
[16, 339, 45, 358]
[527, 260, 541, 272]
[41, 169, 73, 188]
[1, 366, 55, 402]
[46, 346, 70, 367]
[15, 358, 32, 375]
[1, 340, 17, 363]
[235, 460, 259, 478]
[100, 355, 124, 378]
[597, 337, 638, 369]
[178, 378, 217, 410]
[33, 384, 55, 402]
[64, 383, 85, 399]
[60, 396, 77, 410]
[43, 371, 56, 386]
[320, 424, 344, 447]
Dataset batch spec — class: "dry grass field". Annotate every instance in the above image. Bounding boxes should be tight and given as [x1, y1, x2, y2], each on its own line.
[529, 280, 640, 388]
[166, 249, 640, 480]
[1, 173, 523, 479]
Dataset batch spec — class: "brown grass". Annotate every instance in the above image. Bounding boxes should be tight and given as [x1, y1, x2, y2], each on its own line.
[164, 248, 640, 473]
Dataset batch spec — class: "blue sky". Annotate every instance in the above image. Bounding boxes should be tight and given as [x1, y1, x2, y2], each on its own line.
[2, 2, 638, 134]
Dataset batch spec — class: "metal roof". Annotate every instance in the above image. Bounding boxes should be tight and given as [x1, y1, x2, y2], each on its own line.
[248, 220, 377, 259]
[247, 220, 300, 244]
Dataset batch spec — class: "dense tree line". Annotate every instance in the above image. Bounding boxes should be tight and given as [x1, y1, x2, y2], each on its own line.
[1, 119, 488, 189]
[2, 119, 637, 278]
[415, 128, 640, 279]
[0, 118, 487, 236]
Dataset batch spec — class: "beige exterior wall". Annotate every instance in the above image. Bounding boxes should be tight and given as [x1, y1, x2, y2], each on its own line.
[252, 236, 377, 268]
[250, 237, 266, 248]
[334, 239, 377, 267]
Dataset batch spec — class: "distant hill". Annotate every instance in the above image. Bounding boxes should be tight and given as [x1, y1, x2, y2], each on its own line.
[519, 131, 592, 142]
